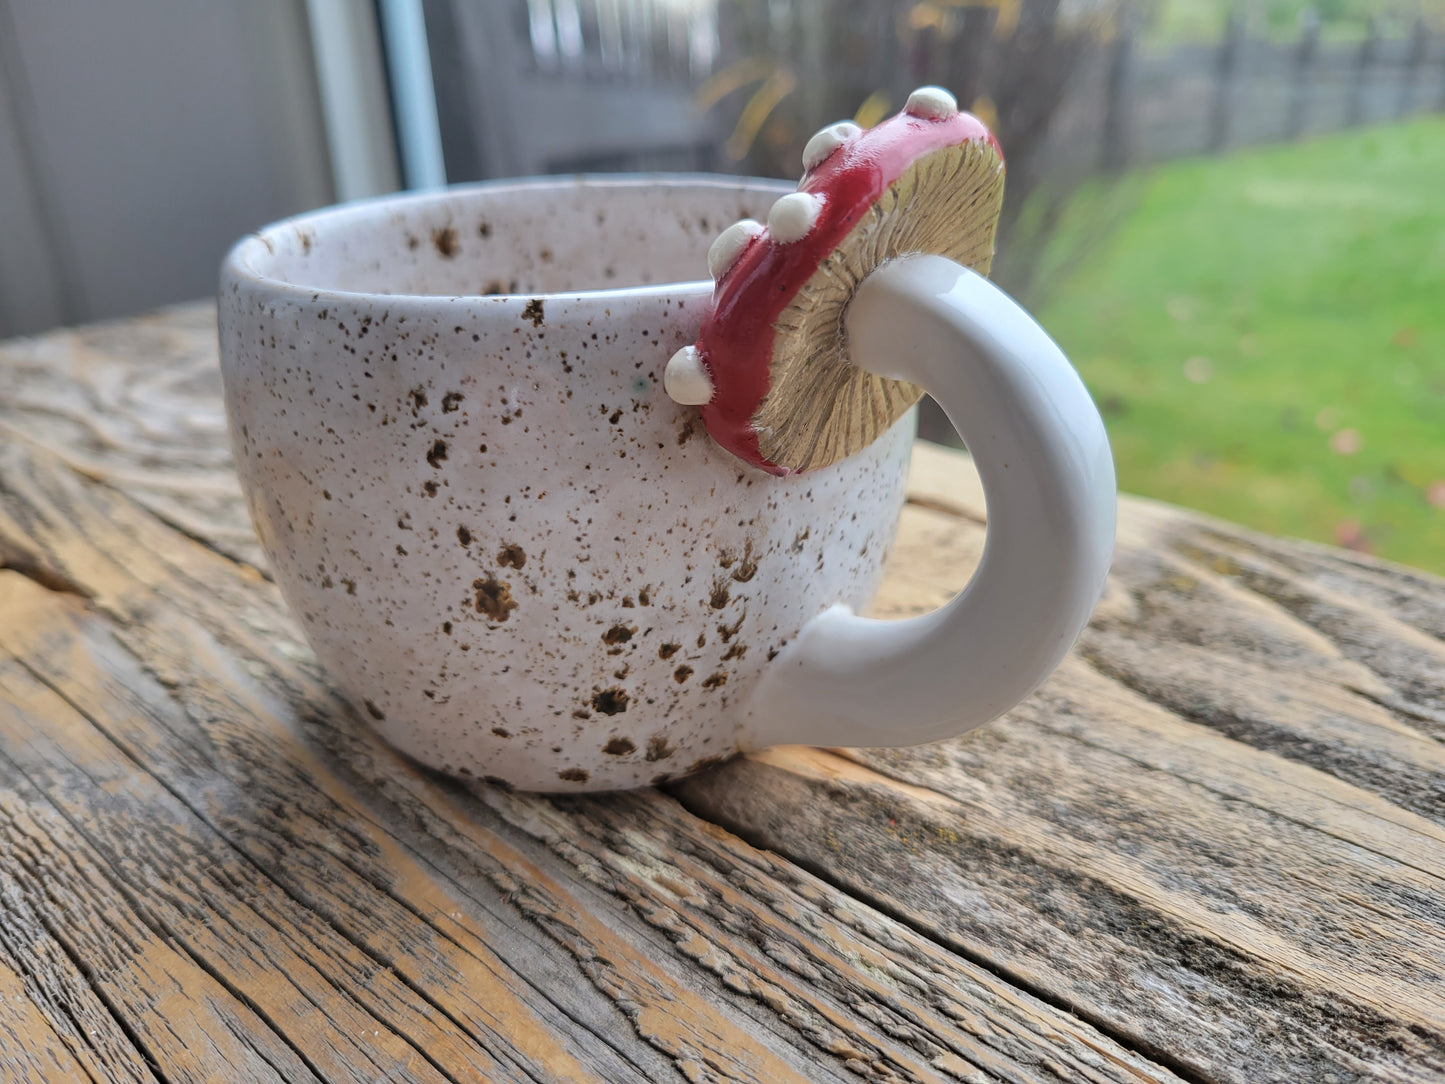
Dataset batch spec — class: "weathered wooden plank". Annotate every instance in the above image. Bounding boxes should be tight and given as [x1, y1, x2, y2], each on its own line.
[0, 722, 319, 1084]
[681, 749, 1443, 1084]
[0, 870, 161, 1084]
[5, 303, 1444, 1083]
[0, 471, 769, 1082]
[1, 598, 527, 1084]
[0, 964, 109, 1084]
[672, 444, 1445, 1084]
[0, 378, 1177, 1081]
[904, 444, 1445, 804]
[0, 305, 263, 569]
[0, 957, 123, 1084]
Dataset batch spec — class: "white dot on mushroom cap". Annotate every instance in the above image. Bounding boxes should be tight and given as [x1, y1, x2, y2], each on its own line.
[767, 192, 823, 244]
[707, 219, 764, 280]
[904, 86, 958, 120]
[801, 121, 862, 173]
[664, 345, 714, 405]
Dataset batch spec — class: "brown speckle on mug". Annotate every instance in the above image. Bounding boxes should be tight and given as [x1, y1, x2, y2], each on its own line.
[474, 574, 518, 623]
[432, 226, 458, 258]
[591, 687, 629, 715]
[708, 579, 731, 610]
[731, 542, 759, 582]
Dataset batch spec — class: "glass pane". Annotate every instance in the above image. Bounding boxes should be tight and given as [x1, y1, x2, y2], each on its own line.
[417, 0, 1445, 571]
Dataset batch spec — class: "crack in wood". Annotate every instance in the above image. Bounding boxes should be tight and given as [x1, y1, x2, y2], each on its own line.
[902, 493, 988, 527]
[0, 552, 94, 599]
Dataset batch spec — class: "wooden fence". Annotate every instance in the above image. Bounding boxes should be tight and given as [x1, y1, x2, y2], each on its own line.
[1048, 14, 1445, 181]
[426, 1, 1445, 184]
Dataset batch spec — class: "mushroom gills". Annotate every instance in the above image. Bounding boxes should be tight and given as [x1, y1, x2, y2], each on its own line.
[753, 137, 1004, 473]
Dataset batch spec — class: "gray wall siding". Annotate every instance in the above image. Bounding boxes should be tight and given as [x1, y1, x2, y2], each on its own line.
[0, 0, 335, 338]
[0, 41, 67, 336]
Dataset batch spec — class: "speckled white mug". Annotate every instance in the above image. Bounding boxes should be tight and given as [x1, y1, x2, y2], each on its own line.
[219, 176, 1115, 791]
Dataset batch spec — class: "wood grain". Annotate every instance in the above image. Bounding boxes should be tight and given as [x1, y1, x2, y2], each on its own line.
[1, 303, 1441, 1082]
[0, 306, 1176, 1082]
[676, 446, 1445, 1084]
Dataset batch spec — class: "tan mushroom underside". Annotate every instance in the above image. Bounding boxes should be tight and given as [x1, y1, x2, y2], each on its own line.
[755, 139, 1006, 473]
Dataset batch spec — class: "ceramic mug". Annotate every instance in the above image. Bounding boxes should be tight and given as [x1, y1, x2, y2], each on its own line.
[219, 175, 1115, 791]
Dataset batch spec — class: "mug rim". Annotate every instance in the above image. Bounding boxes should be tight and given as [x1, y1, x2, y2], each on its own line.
[222, 172, 794, 308]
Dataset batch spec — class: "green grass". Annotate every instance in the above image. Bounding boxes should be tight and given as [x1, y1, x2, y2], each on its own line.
[1033, 116, 1445, 574]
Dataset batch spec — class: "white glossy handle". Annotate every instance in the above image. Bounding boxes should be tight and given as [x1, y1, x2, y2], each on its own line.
[742, 254, 1116, 749]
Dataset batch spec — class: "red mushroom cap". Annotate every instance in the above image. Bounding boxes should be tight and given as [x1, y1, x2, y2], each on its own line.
[678, 90, 1005, 475]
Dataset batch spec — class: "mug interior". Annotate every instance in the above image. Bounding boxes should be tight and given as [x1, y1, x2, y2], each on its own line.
[232, 175, 794, 299]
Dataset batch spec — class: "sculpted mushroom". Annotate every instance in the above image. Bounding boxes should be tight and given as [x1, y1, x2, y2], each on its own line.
[664, 86, 1006, 474]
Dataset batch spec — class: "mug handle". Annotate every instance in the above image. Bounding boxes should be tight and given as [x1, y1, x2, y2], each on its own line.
[742, 254, 1117, 749]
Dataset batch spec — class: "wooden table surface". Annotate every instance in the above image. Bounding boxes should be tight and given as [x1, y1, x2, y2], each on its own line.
[0, 304, 1442, 1084]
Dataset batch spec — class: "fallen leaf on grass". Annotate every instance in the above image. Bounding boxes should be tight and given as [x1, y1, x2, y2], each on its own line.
[1334, 519, 1372, 553]
[1183, 356, 1213, 383]
[1166, 296, 1196, 322]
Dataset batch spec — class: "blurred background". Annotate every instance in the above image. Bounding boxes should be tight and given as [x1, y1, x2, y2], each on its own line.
[1, 0, 1441, 571]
